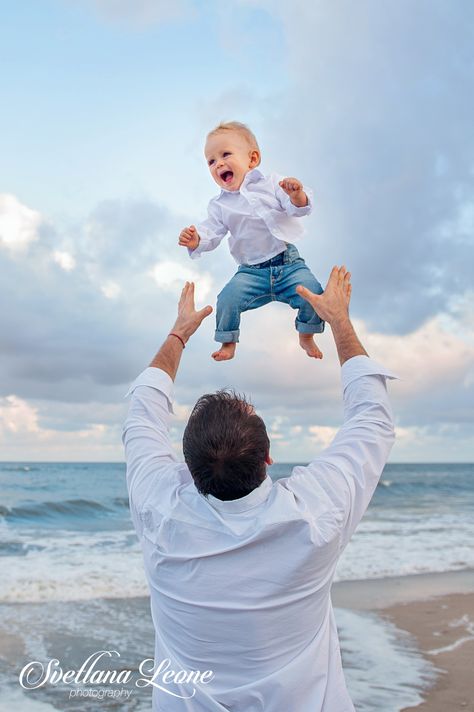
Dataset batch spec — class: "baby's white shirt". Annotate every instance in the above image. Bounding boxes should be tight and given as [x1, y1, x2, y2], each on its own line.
[189, 168, 313, 265]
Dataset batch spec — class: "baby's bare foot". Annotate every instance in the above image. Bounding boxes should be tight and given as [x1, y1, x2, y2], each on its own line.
[212, 342, 237, 361]
[299, 333, 323, 359]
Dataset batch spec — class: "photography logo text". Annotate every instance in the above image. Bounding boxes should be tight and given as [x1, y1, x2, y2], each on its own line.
[19, 650, 214, 701]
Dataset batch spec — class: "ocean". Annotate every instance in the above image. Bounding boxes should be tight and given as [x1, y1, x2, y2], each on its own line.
[1, 462, 473, 710]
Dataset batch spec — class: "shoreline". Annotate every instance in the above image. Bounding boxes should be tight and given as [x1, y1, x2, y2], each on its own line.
[333, 569, 474, 711]
[332, 567, 474, 610]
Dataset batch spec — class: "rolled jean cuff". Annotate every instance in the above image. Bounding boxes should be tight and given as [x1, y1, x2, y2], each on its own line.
[295, 320, 325, 335]
[215, 329, 240, 343]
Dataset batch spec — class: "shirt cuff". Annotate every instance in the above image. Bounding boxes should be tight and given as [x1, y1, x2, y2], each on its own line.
[341, 354, 399, 390]
[188, 246, 202, 260]
[187, 233, 210, 260]
[283, 188, 314, 217]
[124, 366, 175, 413]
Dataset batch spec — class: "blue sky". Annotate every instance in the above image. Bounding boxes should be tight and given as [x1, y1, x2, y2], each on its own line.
[1, 0, 473, 462]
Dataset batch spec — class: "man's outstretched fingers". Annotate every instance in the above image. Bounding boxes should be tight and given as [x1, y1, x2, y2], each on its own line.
[327, 266, 341, 287]
[343, 273, 352, 305]
[337, 266, 347, 287]
[185, 282, 195, 302]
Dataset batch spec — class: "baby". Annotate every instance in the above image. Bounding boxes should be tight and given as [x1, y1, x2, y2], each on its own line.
[179, 121, 324, 361]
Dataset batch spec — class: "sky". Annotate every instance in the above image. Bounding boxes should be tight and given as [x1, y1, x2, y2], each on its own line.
[0, 0, 473, 462]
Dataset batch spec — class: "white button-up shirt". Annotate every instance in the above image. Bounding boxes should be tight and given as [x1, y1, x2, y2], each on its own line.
[123, 356, 396, 711]
[189, 168, 313, 265]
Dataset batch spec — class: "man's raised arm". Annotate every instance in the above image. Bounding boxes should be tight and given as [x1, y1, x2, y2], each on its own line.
[290, 268, 397, 551]
[122, 283, 212, 516]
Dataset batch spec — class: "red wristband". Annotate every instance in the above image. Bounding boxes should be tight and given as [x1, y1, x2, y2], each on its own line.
[169, 332, 186, 349]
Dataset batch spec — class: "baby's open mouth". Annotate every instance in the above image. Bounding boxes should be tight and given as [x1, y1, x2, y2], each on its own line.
[220, 171, 233, 183]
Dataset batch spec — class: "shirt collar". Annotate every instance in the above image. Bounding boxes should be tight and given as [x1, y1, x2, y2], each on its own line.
[203, 474, 273, 513]
[219, 167, 265, 196]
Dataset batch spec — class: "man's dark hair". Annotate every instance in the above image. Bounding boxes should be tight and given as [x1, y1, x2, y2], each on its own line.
[183, 390, 270, 501]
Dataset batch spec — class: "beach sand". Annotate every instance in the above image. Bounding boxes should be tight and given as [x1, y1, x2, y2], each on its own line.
[386, 594, 474, 712]
[333, 569, 474, 711]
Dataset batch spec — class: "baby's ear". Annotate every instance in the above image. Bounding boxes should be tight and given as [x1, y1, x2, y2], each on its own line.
[250, 149, 261, 167]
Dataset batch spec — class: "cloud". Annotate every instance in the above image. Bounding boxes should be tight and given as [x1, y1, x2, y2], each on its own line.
[81, 197, 173, 272]
[391, 422, 474, 462]
[0, 194, 213, 405]
[150, 260, 214, 302]
[53, 250, 76, 271]
[230, 0, 474, 334]
[3, 2, 473, 462]
[0, 393, 124, 461]
[308, 425, 338, 449]
[0, 395, 38, 434]
[354, 315, 474, 390]
[0, 194, 42, 253]
[5, 0, 474, 459]
[355, 315, 474, 428]
[101, 281, 121, 299]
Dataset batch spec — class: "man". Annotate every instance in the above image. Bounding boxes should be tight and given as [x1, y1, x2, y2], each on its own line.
[123, 267, 396, 711]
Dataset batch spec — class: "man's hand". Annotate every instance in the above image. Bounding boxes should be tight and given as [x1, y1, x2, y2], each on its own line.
[179, 225, 200, 251]
[149, 282, 212, 380]
[297, 266, 367, 366]
[297, 266, 351, 326]
[279, 177, 308, 207]
[172, 282, 213, 344]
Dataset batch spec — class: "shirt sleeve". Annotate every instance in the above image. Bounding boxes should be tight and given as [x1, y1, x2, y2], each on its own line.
[188, 198, 229, 260]
[284, 355, 398, 552]
[122, 367, 182, 515]
[272, 173, 314, 217]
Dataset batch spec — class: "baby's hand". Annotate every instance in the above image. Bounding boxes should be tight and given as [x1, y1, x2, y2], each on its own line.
[279, 177, 303, 195]
[279, 177, 308, 207]
[179, 225, 200, 251]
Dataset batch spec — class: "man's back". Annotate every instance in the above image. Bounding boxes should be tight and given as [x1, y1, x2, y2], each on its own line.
[139, 468, 340, 709]
[123, 354, 396, 711]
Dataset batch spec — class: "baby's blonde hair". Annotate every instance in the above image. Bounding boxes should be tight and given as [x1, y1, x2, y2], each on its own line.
[206, 121, 261, 166]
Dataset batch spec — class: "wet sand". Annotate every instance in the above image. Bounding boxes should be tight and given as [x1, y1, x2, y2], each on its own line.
[333, 569, 474, 711]
[385, 593, 474, 712]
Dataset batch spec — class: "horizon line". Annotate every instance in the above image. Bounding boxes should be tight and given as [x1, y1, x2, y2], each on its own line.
[0, 460, 473, 466]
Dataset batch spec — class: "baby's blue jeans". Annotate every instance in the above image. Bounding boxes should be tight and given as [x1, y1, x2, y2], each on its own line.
[215, 243, 324, 343]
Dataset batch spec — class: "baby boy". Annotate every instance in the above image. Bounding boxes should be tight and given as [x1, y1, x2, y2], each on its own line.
[179, 121, 324, 361]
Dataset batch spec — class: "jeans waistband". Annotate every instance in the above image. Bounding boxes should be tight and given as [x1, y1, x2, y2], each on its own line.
[246, 244, 298, 268]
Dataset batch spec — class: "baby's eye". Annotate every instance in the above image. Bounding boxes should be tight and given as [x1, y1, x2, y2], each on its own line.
[208, 159, 215, 166]
[223, 152, 231, 157]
